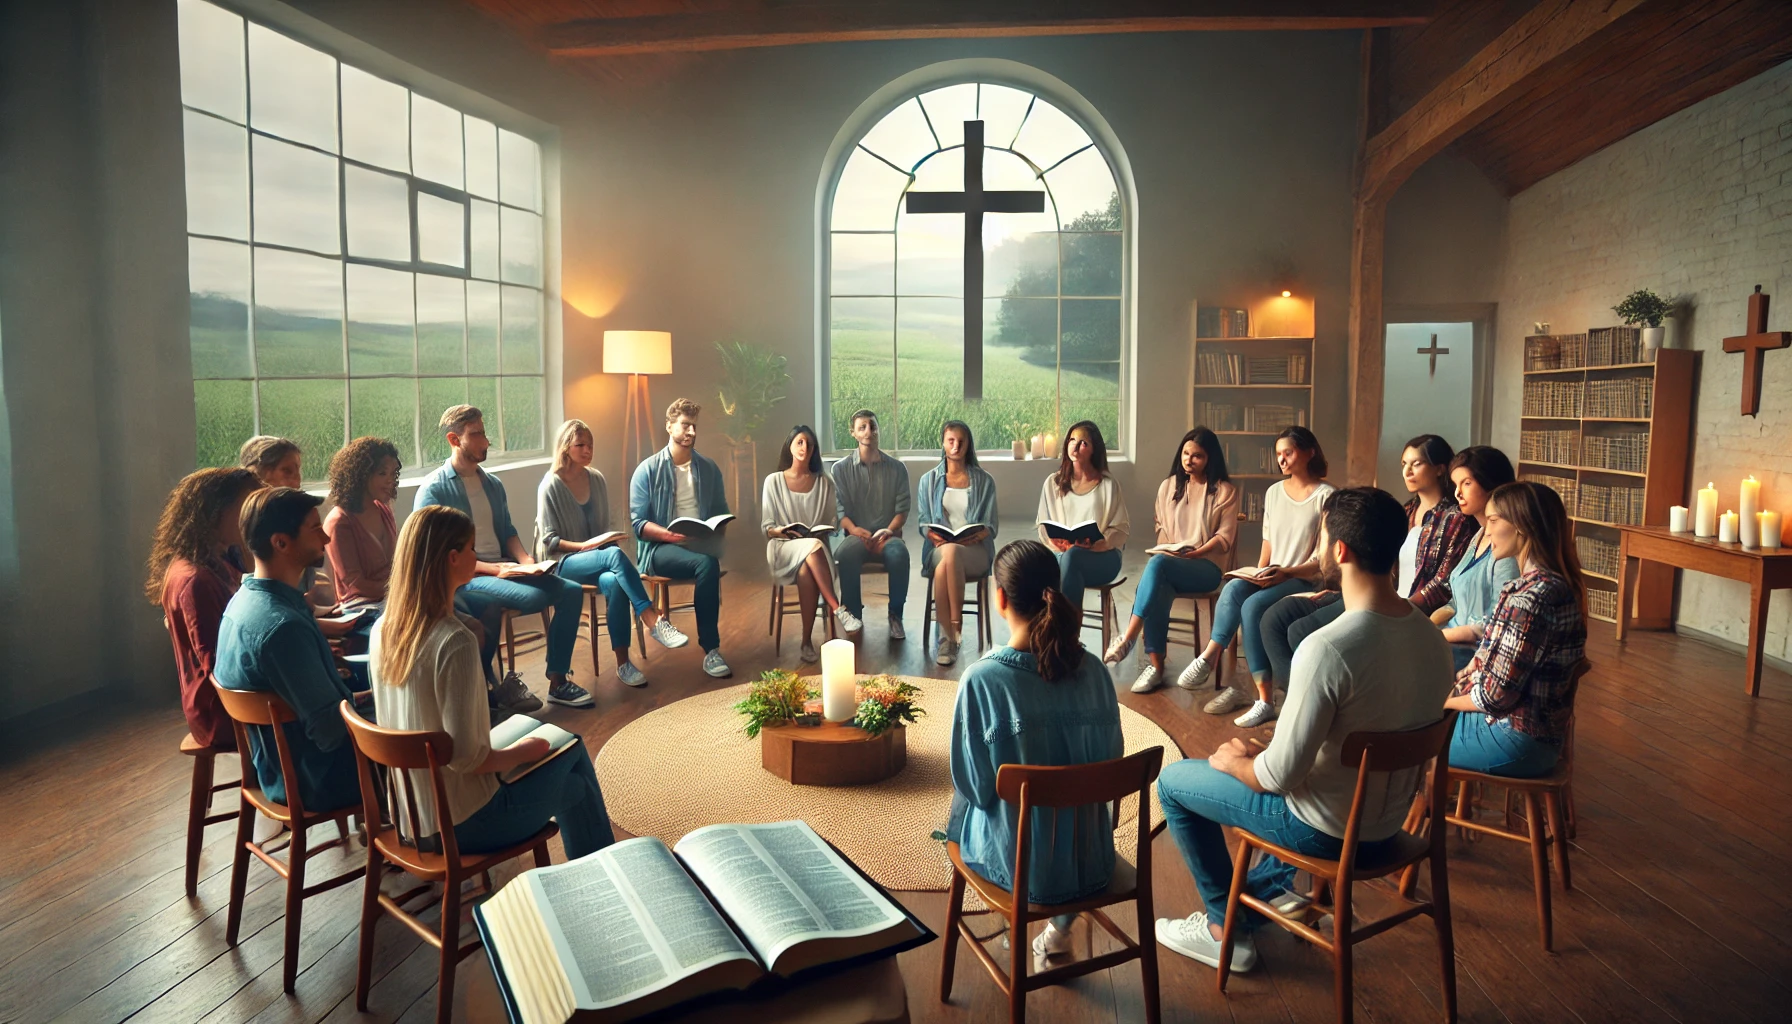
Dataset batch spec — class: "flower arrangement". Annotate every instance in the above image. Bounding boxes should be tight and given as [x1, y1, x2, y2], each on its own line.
[734, 669, 816, 738]
[852, 674, 926, 736]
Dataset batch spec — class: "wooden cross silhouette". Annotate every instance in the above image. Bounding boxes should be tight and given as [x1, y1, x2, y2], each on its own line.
[1417, 334, 1450, 376]
[904, 119, 1045, 400]
[1722, 285, 1790, 416]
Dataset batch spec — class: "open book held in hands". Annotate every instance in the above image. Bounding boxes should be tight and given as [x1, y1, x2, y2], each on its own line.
[778, 523, 837, 540]
[1146, 542, 1203, 557]
[498, 560, 559, 579]
[583, 531, 626, 550]
[1041, 519, 1103, 545]
[669, 514, 735, 538]
[1224, 565, 1281, 583]
[475, 820, 931, 1024]
[488, 714, 581, 784]
[926, 523, 987, 544]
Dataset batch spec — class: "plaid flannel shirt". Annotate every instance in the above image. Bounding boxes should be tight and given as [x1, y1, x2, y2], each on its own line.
[1452, 568, 1586, 742]
[1405, 496, 1477, 614]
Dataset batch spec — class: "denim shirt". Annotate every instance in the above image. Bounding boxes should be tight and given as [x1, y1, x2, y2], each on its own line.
[216, 576, 359, 812]
[950, 646, 1125, 905]
[1444, 529, 1521, 633]
[628, 445, 730, 567]
[916, 461, 999, 576]
[414, 460, 520, 554]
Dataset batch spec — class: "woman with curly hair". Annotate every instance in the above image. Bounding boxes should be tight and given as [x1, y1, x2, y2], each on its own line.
[323, 436, 403, 605]
[147, 466, 261, 748]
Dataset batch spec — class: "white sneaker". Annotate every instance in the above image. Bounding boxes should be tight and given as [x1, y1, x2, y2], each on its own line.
[702, 649, 732, 677]
[799, 641, 819, 663]
[1103, 634, 1134, 664]
[648, 617, 689, 649]
[1155, 912, 1256, 971]
[1234, 700, 1277, 728]
[834, 606, 863, 634]
[1178, 656, 1216, 691]
[935, 637, 958, 666]
[888, 616, 906, 641]
[1031, 919, 1075, 959]
[1130, 664, 1163, 694]
[1202, 685, 1250, 715]
[615, 661, 648, 687]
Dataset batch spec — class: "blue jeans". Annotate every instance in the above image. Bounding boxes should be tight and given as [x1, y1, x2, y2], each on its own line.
[1159, 759, 1390, 929]
[1449, 714, 1560, 778]
[556, 546, 654, 651]
[1129, 555, 1223, 655]
[640, 543, 722, 652]
[834, 535, 910, 619]
[1450, 643, 1476, 672]
[1210, 577, 1309, 677]
[459, 573, 585, 676]
[1056, 546, 1122, 610]
[1262, 592, 1342, 687]
[454, 741, 615, 860]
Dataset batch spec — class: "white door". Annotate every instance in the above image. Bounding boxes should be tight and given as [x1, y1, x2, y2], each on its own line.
[1379, 322, 1475, 489]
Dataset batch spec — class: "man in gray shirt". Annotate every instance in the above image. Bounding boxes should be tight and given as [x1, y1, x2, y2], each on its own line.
[1154, 486, 1453, 972]
[829, 409, 911, 638]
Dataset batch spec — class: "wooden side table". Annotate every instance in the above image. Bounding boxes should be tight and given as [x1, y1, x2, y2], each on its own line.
[761, 720, 907, 786]
[1616, 525, 1792, 695]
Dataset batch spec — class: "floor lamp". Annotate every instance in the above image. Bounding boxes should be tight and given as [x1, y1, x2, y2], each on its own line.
[604, 330, 673, 470]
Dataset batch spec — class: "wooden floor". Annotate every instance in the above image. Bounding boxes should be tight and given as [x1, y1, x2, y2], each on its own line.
[4, 558, 1790, 1024]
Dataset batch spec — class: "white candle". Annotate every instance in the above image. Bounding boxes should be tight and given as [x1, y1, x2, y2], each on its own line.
[820, 639, 857, 722]
[1045, 433, 1058, 459]
[1719, 510, 1739, 544]
[1740, 475, 1761, 548]
[1669, 505, 1689, 532]
[1012, 439, 1026, 460]
[1695, 482, 1719, 537]
[1030, 434, 1044, 460]
[1760, 510, 1782, 549]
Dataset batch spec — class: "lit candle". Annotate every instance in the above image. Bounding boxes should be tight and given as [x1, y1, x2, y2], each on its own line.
[1030, 434, 1044, 460]
[1761, 510, 1783, 549]
[820, 639, 857, 722]
[1719, 510, 1739, 544]
[1045, 433, 1057, 458]
[1695, 482, 1719, 537]
[1668, 505, 1689, 533]
[1012, 439, 1026, 460]
[1740, 475, 1761, 548]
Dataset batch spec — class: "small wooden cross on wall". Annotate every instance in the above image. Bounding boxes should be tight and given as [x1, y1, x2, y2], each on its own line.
[1417, 334, 1450, 376]
[1722, 285, 1791, 416]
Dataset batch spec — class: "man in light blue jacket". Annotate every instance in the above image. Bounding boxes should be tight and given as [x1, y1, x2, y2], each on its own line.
[629, 398, 732, 677]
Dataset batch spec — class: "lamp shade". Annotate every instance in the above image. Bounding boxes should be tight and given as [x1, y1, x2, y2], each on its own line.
[603, 331, 673, 375]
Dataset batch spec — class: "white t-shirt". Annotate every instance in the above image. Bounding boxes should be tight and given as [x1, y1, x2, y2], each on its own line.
[461, 471, 503, 561]
[1254, 606, 1454, 841]
[1396, 523, 1422, 597]
[1057, 485, 1102, 526]
[673, 460, 699, 520]
[943, 486, 971, 529]
[1262, 479, 1335, 568]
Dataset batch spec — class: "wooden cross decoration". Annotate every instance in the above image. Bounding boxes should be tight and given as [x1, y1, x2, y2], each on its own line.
[1417, 334, 1450, 376]
[1722, 285, 1790, 416]
[903, 119, 1045, 400]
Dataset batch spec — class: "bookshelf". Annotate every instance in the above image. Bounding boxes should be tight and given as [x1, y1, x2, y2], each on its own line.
[1516, 330, 1696, 625]
[1190, 298, 1317, 551]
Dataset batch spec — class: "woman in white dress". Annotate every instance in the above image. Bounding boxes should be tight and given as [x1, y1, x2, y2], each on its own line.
[762, 425, 863, 661]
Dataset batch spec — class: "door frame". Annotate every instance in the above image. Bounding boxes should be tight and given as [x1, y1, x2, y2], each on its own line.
[1383, 303, 1498, 451]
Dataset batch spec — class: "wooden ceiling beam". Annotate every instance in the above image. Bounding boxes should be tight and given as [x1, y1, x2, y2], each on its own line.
[538, 1, 1433, 57]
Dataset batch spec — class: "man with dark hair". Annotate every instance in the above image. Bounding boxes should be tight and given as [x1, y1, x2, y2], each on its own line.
[830, 409, 911, 639]
[216, 487, 362, 814]
[416, 405, 590, 709]
[1153, 486, 1452, 973]
[629, 398, 732, 676]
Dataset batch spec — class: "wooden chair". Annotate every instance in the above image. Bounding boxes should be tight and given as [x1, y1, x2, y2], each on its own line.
[180, 731, 241, 898]
[768, 582, 839, 654]
[580, 584, 648, 676]
[1441, 658, 1589, 952]
[212, 683, 367, 993]
[337, 702, 558, 1024]
[643, 572, 727, 629]
[922, 573, 993, 650]
[941, 747, 1165, 1024]
[498, 607, 548, 677]
[1218, 713, 1459, 1024]
[1081, 576, 1129, 653]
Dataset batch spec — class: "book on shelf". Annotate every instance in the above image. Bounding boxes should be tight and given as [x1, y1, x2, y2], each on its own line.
[668, 514, 736, 537]
[1196, 352, 1308, 385]
[1197, 403, 1308, 435]
[487, 715, 582, 784]
[925, 523, 988, 544]
[476, 820, 932, 1024]
[1041, 520, 1104, 545]
[1196, 306, 1251, 339]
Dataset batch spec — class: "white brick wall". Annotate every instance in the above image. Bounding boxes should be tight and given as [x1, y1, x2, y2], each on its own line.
[1494, 59, 1792, 659]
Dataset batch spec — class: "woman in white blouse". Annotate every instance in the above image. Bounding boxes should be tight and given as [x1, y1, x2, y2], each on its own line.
[1034, 420, 1131, 611]
[762, 425, 862, 662]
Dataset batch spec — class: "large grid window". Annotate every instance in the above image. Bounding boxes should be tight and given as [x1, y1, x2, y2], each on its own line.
[827, 82, 1125, 453]
[178, 0, 547, 477]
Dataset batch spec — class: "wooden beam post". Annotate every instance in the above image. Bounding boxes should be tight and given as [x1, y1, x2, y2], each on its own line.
[1346, 195, 1388, 486]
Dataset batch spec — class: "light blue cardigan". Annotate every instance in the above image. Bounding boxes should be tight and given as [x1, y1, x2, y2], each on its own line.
[628, 444, 730, 570]
[915, 460, 999, 577]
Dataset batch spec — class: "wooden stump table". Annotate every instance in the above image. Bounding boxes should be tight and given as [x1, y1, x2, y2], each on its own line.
[761, 720, 907, 786]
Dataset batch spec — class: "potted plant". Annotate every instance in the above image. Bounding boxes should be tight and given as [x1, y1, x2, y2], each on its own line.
[851, 675, 926, 736]
[734, 669, 817, 737]
[714, 341, 790, 512]
[1613, 289, 1674, 350]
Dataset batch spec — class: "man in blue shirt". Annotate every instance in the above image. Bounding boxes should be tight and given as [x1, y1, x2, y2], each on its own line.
[416, 405, 592, 709]
[629, 398, 732, 677]
[215, 487, 362, 813]
[830, 409, 911, 639]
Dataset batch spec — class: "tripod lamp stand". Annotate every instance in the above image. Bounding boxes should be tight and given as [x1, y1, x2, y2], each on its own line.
[604, 330, 673, 469]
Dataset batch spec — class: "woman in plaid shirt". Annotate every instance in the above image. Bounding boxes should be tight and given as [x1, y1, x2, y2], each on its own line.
[1446, 481, 1587, 778]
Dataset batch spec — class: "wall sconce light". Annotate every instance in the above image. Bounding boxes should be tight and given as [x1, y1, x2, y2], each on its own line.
[1280, 290, 1292, 298]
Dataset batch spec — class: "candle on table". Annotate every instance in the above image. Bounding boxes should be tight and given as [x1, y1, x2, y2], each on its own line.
[820, 639, 857, 722]
[1740, 475, 1761, 548]
[1760, 510, 1782, 549]
[1695, 482, 1719, 537]
[1719, 510, 1740, 544]
[1669, 505, 1689, 533]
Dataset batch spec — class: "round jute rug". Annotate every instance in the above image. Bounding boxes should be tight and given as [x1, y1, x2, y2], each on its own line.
[594, 675, 1181, 893]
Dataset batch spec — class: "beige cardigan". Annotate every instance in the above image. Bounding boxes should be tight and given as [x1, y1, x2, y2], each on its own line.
[1153, 477, 1240, 563]
[1035, 474, 1131, 549]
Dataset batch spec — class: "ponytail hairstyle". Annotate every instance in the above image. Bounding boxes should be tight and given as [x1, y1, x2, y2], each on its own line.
[992, 539, 1085, 681]
[378, 505, 476, 687]
[1274, 425, 1328, 479]
[1169, 426, 1230, 502]
[1489, 481, 1586, 617]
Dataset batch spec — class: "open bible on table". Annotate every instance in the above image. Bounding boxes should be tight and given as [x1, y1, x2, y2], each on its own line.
[668, 514, 736, 538]
[475, 820, 932, 1024]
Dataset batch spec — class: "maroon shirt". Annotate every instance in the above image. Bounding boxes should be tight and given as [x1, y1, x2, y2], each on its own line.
[161, 557, 240, 749]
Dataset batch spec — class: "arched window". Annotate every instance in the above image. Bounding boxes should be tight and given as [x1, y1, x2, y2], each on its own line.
[825, 81, 1128, 453]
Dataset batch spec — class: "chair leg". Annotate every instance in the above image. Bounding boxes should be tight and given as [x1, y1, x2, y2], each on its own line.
[773, 587, 784, 653]
[225, 800, 255, 945]
[186, 751, 214, 898]
[1523, 791, 1553, 952]
[1137, 893, 1162, 1024]
[1430, 850, 1458, 1023]
[535, 841, 552, 868]
[438, 880, 463, 1024]
[355, 856, 382, 1011]
[1217, 837, 1252, 993]
[1334, 884, 1355, 1024]
[767, 584, 777, 635]
[1008, 909, 1028, 1024]
[1563, 779, 1578, 839]
[589, 591, 603, 678]
[1546, 790, 1572, 891]
[283, 831, 308, 992]
[938, 869, 964, 1002]
[922, 589, 933, 649]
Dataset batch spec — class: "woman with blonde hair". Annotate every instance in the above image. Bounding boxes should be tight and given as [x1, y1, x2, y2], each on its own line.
[370, 505, 614, 858]
[537, 419, 686, 687]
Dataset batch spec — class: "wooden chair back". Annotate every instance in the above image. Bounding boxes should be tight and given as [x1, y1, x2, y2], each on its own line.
[997, 747, 1164, 911]
[338, 703, 463, 863]
[1335, 713, 1458, 883]
[213, 682, 307, 817]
